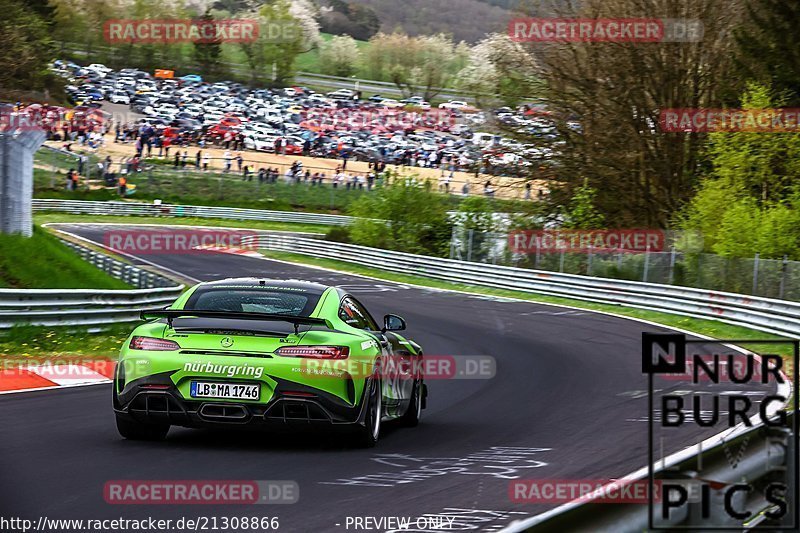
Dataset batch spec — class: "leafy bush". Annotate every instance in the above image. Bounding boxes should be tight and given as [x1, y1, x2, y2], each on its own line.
[679, 83, 800, 259]
[325, 226, 352, 243]
[347, 174, 453, 256]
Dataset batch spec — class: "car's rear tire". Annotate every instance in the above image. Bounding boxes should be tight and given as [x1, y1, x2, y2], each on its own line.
[115, 413, 170, 441]
[353, 375, 382, 448]
[399, 379, 423, 427]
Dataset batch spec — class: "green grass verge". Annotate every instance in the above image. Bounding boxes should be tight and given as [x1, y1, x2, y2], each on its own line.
[0, 324, 132, 358]
[0, 228, 130, 290]
[34, 212, 330, 234]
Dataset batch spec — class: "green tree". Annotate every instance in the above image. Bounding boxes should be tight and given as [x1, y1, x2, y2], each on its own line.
[346, 4, 380, 41]
[735, 0, 800, 106]
[455, 196, 494, 233]
[0, 0, 54, 91]
[365, 32, 465, 100]
[49, 0, 88, 53]
[192, 9, 223, 78]
[240, 0, 320, 85]
[348, 175, 453, 256]
[81, 0, 119, 62]
[704, 83, 800, 203]
[530, 0, 743, 227]
[680, 83, 800, 258]
[562, 181, 605, 230]
[318, 35, 360, 77]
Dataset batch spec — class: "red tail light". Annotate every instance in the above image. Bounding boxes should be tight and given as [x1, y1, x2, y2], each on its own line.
[130, 336, 181, 351]
[275, 346, 349, 359]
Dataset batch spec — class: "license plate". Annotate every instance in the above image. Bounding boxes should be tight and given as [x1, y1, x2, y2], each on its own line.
[190, 381, 260, 400]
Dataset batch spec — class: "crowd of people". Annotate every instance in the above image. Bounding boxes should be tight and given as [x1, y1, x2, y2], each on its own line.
[31, 110, 529, 200]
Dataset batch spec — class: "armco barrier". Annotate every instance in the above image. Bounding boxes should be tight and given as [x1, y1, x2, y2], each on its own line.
[0, 238, 184, 329]
[32, 199, 353, 226]
[244, 234, 800, 338]
[503, 413, 796, 531]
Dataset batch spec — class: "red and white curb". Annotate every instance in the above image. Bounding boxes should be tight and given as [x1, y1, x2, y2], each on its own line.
[0, 360, 114, 394]
[193, 245, 263, 258]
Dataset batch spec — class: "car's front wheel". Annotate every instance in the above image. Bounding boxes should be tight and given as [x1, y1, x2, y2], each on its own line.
[115, 413, 170, 441]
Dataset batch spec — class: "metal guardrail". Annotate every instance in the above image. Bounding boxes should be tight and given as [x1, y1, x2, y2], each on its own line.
[504, 413, 797, 532]
[0, 238, 184, 329]
[32, 199, 353, 226]
[245, 234, 800, 338]
[294, 71, 485, 102]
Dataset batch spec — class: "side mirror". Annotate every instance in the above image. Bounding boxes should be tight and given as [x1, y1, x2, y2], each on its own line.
[383, 314, 406, 332]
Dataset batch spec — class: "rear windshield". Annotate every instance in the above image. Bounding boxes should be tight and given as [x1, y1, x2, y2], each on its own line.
[184, 287, 322, 317]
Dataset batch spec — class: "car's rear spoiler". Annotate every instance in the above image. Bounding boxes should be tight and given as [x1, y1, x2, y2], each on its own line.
[140, 309, 333, 333]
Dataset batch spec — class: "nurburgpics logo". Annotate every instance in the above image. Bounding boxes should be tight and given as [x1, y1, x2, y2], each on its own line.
[641, 333, 798, 530]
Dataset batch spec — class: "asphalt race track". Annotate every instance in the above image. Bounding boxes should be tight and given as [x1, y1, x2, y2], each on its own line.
[0, 224, 782, 532]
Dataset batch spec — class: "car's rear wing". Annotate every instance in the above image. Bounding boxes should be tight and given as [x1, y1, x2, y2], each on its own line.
[140, 309, 333, 333]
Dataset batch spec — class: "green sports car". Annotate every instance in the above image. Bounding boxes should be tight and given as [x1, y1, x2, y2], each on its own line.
[113, 278, 427, 447]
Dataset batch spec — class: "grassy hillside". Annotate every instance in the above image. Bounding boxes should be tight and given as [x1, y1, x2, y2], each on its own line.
[347, 0, 511, 43]
[0, 229, 130, 289]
